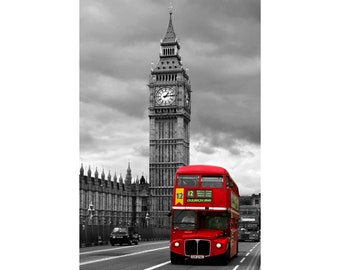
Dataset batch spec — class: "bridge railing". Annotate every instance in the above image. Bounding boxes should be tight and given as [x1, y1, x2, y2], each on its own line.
[79, 225, 170, 247]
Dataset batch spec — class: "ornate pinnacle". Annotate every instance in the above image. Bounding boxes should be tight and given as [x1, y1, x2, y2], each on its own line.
[168, 2, 173, 14]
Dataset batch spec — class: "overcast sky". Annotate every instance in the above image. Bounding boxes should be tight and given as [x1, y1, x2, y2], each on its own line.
[80, 0, 260, 195]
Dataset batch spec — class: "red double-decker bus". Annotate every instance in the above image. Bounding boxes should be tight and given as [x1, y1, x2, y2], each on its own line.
[170, 165, 240, 264]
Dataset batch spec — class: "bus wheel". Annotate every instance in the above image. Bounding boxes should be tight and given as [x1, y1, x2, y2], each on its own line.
[221, 244, 230, 265]
[170, 252, 184, 264]
[234, 241, 239, 258]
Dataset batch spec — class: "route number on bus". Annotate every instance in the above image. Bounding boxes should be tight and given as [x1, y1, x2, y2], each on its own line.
[175, 188, 184, 205]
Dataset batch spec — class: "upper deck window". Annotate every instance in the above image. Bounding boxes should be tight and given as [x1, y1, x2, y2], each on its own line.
[177, 175, 198, 187]
[201, 176, 223, 188]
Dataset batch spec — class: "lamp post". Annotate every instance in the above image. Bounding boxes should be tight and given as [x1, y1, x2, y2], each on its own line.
[145, 212, 150, 241]
[145, 212, 150, 228]
[102, 217, 106, 245]
[82, 218, 86, 246]
[88, 202, 95, 245]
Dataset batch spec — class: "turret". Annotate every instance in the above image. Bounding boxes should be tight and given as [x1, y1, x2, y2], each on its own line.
[140, 175, 146, 185]
[125, 162, 132, 185]
[113, 171, 118, 189]
[113, 172, 117, 184]
[95, 167, 99, 179]
[119, 173, 124, 190]
[80, 163, 84, 176]
[87, 165, 92, 182]
[101, 168, 105, 180]
[101, 168, 106, 187]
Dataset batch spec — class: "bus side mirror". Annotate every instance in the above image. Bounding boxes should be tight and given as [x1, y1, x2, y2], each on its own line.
[167, 212, 172, 217]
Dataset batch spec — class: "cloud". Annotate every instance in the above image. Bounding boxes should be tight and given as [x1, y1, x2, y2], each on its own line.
[190, 141, 260, 195]
[191, 90, 260, 148]
[80, 71, 149, 119]
[133, 145, 149, 157]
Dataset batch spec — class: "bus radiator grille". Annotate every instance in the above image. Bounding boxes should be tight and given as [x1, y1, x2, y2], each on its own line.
[185, 240, 210, 256]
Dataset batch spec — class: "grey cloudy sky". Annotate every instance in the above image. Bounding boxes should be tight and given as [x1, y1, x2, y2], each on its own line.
[80, 0, 260, 195]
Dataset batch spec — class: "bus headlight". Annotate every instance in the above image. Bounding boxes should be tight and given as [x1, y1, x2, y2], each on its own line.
[216, 243, 222, 249]
[174, 242, 180, 247]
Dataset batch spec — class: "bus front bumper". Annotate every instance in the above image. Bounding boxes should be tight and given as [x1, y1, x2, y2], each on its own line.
[170, 237, 229, 259]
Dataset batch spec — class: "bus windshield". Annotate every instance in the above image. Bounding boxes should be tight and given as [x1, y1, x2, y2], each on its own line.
[173, 210, 196, 230]
[204, 214, 228, 229]
[173, 210, 229, 230]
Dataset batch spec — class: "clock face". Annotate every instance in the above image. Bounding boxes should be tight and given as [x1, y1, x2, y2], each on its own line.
[155, 87, 176, 105]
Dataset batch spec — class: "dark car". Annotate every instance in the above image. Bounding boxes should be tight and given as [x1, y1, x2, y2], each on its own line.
[109, 227, 141, 246]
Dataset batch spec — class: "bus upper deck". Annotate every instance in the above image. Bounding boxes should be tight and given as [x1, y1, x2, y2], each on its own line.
[173, 165, 239, 213]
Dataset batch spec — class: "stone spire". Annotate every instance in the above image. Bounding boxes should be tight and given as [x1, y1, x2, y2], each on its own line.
[125, 162, 132, 185]
[140, 174, 146, 185]
[113, 171, 117, 184]
[152, 3, 186, 75]
[94, 167, 99, 179]
[87, 165, 92, 177]
[80, 163, 84, 176]
[101, 168, 105, 180]
[162, 3, 176, 44]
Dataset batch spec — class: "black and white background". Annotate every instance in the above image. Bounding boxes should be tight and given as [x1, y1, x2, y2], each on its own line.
[1, 0, 339, 269]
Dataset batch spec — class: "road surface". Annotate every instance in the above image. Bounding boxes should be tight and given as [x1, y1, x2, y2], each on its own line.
[80, 240, 260, 270]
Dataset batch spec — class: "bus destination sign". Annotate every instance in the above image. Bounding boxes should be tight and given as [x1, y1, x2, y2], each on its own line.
[186, 190, 212, 203]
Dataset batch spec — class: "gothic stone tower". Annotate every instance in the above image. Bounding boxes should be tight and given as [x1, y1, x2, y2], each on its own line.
[148, 7, 191, 228]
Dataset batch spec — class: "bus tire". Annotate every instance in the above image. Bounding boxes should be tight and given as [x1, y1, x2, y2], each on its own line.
[170, 252, 184, 264]
[234, 241, 239, 258]
[220, 244, 230, 265]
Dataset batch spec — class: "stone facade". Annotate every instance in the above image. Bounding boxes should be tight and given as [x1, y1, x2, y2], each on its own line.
[148, 8, 191, 228]
[79, 163, 151, 246]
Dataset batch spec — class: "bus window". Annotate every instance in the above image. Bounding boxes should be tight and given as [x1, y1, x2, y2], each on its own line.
[201, 176, 223, 188]
[177, 176, 198, 187]
[173, 210, 196, 230]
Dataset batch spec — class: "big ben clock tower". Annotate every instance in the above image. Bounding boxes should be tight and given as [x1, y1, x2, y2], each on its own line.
[148, 5, 191, 228]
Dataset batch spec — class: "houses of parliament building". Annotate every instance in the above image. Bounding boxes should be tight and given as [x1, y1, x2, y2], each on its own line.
[79, 163, 153, 246]
[79, 6, 191, 246]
